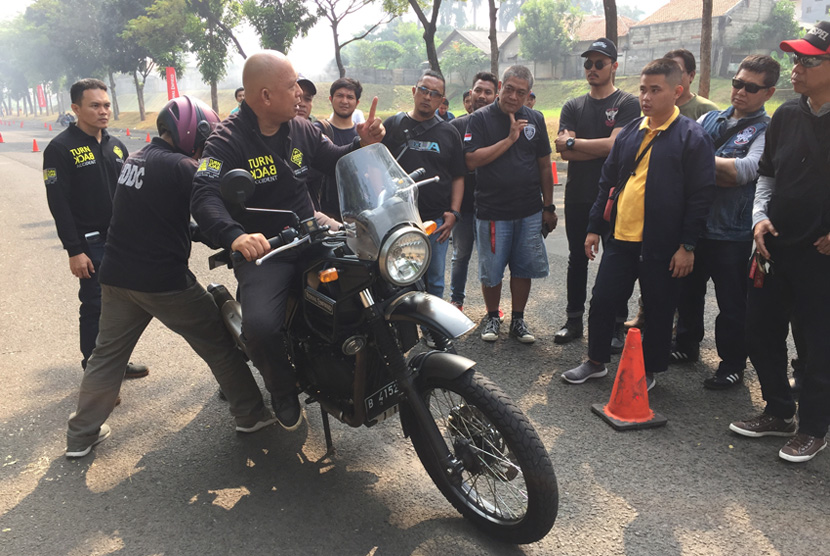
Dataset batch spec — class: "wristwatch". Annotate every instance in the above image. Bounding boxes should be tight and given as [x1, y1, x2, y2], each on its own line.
[565, 137, 576, 150]
[543, 204, 557, 213]
[449, 210, 462, 222]
[682, 244, 695, 252]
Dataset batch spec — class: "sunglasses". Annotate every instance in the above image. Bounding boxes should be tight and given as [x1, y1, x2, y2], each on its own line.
[416, 85, 443, 99]
[791, 54, 830, 68]
[731, 78, 770, 94]
[583, 59, 609, 70]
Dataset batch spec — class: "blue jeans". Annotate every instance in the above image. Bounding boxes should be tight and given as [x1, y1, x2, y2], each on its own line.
[449, 212, 475, 305]
[79, 238, 105, 368]
[426, 217, 450, 298]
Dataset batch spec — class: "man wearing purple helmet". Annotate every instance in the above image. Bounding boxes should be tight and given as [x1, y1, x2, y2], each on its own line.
[729, 21, 830, 463]
[66, 96, 276, 459]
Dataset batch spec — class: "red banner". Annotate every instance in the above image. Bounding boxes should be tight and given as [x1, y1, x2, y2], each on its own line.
[36, 84, 47, 108]
[165, 67, 180, 100]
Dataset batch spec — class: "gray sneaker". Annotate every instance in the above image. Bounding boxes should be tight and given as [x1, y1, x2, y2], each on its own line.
[66, 424, 111, 458]
[729, 413, 797, 438]
[236, 412, 278, 433]
[562, 360, 608, 384]
[481, 316, 500, 342]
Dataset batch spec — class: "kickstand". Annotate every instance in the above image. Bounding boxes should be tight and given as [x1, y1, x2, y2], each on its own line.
[320, 407, 335, 457]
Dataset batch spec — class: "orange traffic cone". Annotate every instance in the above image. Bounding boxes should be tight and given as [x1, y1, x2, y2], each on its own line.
[145, 133, 151, 143]
[552, 161, 559, 185]
[126, 128, 131, 136]
[20, 121, 23, 128]
[0, 132, 4, 143]
[48, 124, 52, 131]
[32, 139, 39, 152]
[591, 328, 667, 430]
[44, 122, 47, 129]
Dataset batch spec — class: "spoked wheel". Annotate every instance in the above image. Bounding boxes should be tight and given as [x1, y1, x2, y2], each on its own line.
[403, 368, 558, 544]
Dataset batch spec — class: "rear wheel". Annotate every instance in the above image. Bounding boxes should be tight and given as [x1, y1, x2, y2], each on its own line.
[403, 369, 558, 544]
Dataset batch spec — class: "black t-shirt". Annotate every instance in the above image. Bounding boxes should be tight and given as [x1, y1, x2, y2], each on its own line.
[382, 114, 466, 221]
[310, 120, 359, 219]
[558, 89, 640, 205]
[100, 139, 198, 292]
[450, 114, 476, 214]
[43, 124, 129, 256]
[463, 100, 552, 220]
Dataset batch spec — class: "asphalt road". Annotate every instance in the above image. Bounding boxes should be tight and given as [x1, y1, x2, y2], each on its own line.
[1, 123, 827, 556]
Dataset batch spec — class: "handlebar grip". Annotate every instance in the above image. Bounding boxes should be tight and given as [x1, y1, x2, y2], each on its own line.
[230, 228, 299, 265]
[408, 168, 426, 181]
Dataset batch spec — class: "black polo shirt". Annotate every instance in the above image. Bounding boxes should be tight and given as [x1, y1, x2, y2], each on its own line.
[100, 139, 198, 292]
[191, 102, 359, 250]
[463, 100, 552, 221]
[43, 124, 129, 256]
[382, 114, 466, 221]
[450, 114, 476, 214]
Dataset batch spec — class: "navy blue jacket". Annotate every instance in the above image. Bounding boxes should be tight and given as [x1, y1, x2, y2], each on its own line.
[588, 114, 716, 261]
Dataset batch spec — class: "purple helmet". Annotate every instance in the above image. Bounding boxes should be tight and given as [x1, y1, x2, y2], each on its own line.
[156, 95, 220, 156]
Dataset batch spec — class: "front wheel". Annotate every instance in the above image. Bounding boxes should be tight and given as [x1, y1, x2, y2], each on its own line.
[403, 369, 558, 544]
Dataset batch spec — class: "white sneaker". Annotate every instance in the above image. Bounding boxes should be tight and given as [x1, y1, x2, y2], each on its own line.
[66, 424, 111, 458]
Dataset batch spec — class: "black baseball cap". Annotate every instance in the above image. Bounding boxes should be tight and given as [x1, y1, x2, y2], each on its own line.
[298, 74, 317, 95]
[780, 21, 830, 56]
[529, 91, 536, 98]
[581, 38, 618, 62]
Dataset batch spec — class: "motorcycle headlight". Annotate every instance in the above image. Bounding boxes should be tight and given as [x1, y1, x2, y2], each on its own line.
[378, 226, 431, 286]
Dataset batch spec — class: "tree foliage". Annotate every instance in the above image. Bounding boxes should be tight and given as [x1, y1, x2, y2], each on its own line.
[515, 0, 582, 63]
[733, 0, 802, 54]
[440, 41, 489, 86]
[242, 0, 317, 53]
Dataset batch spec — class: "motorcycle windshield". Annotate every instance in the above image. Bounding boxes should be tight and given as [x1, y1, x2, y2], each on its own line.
[336, 144, 423, 260]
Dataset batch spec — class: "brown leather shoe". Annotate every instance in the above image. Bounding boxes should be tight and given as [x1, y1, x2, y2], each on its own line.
[624, 306, 645, 329]
[125, 362, 149, 379]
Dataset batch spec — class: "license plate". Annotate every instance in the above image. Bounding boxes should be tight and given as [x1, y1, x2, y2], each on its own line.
[365, 381, 402, 419]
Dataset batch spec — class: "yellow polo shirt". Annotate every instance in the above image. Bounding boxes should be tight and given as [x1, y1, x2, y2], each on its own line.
[614, 106, 680, 242]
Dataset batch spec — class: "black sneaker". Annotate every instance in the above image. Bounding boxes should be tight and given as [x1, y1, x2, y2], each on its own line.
[481, 316, 500, 342]
[609, 322, 625, 354]
[509, 318, 536, 344]
[669, 344, 699, 363]
[271, 393, 304, 431]
[703, 368, 744, 390]
[554, 319, 582, 344]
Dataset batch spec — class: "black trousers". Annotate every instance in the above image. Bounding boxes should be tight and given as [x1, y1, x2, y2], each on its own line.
[746, 242, 830, 438]
[564, 202, 626, 322]
[588, 239, 680, 374]
[233, 254, 298, 397]
[675, 238, 753, 371]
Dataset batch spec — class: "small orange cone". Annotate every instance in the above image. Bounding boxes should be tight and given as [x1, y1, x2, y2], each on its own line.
[591, 328, 667, 430]
[126, 128, 131, 136]
[146, 133, 151, 143]
[552, 161, 559, 185]
[0, 132, 4, 143]
[48, 124, 52, 131]
[44, 122, 48, 129]
[32, 139, 39, 152]
[20, 121, 24, 128]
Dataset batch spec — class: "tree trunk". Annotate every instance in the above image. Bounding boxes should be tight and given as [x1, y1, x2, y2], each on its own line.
[332, 20, 346, 78]
[109, 71, 120, 120]
[134, 70, 146, 122]
[603, 0, 618, 47]
[488, 0, 498, 76]
[210, 80, 218, 113]
[424, 26, 440, 72]
[699, 0, 713, 98]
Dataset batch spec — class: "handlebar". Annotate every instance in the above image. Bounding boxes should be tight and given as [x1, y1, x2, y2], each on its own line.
[230, 227, 299, 265]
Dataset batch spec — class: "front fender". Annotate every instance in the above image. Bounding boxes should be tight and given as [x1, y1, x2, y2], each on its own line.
[385, 291, 475, 339]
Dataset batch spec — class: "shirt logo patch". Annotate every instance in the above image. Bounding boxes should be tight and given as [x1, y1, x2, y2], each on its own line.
[44, 168, 57, 185]
[523, 124, 536, 140]
[605, 107, 619, 128]
[290, 148, 303, 166]
[463, 133, 472, 142]
[408, 140, 440, 153]
[733, 126, 756, 145]
[248, 155, 277, 182]
[112, 146, 123, 159]
[196, 157, 223, 178]
[70, 146, 96, 168]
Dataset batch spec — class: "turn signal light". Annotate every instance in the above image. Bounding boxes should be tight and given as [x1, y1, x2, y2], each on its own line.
[423, 221, 437, 235]
[319, 268, 339, 283]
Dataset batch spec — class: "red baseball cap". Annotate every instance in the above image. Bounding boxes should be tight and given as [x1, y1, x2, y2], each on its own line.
[780, 21, 830, 56]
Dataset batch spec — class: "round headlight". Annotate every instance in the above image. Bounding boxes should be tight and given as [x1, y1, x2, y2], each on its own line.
[378, 227, 431, 286]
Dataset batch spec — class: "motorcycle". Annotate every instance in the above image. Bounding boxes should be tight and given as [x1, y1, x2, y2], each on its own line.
[206, 144, 558, 544]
